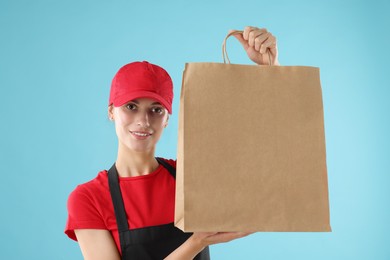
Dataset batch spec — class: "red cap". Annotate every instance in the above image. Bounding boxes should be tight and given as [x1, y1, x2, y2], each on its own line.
[109, 61, 173, 114]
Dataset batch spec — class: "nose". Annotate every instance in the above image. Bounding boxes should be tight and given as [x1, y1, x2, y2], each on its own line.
[136, 110, 150, 128]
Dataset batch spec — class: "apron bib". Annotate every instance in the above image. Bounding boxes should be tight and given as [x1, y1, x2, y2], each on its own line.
[108, 157, 210, 260]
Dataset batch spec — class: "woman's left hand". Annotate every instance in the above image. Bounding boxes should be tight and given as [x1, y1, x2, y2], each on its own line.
[231, 26, 279, 66]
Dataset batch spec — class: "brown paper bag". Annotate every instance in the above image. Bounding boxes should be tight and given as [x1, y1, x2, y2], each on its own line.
[175, 31, 331, 232]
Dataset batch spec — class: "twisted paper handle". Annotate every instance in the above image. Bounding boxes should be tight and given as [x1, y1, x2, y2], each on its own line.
[222, 30, 272, 65]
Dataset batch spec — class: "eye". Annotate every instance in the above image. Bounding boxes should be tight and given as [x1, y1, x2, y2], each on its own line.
[151, 107, 164, 114]
[125, 103, 137, 110]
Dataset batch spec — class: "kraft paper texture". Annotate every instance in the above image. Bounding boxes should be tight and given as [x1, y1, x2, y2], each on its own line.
[175, 63, 331, 232]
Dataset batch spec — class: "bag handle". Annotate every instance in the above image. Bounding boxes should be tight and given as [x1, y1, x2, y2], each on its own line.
[222, 30, 272, 65]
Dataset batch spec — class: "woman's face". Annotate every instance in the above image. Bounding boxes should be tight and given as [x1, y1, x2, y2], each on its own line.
[108, 97, 169, 153]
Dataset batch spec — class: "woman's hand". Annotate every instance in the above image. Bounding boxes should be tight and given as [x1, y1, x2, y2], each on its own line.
[164, 231, 253, 259]
[191, 231, 253, 248]
[232, 26, 279, 66]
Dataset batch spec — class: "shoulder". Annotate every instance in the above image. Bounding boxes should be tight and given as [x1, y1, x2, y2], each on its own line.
[67, 170, 109, 207]
[65, 170, 110, 240]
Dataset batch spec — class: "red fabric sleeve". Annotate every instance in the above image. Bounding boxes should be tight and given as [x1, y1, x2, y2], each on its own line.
[65, 186, 107, 241]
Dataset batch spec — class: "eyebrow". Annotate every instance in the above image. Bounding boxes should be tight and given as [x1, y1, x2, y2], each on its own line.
[130, 99, 162, 105]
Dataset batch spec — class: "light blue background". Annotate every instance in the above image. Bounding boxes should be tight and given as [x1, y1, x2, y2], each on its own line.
[1, 0, 389, 259]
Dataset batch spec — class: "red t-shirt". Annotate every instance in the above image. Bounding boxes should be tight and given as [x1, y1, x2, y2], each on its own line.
[65, 158, 176, 253]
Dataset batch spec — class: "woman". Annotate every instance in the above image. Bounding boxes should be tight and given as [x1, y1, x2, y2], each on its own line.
[65, 26, 279, 260]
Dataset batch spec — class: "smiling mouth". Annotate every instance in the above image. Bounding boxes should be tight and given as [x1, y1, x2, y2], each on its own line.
[130, 131, 152, 137]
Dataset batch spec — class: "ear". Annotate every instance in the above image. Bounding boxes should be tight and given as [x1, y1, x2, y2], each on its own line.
[108, 105, 114, 121]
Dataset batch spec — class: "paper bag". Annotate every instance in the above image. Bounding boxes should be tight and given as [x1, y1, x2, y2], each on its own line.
[175, 31, 331, 232]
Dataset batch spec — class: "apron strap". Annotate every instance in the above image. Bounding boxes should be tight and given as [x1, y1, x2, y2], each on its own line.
[108, 164, 129, 233]
[155, 157, 176, 179]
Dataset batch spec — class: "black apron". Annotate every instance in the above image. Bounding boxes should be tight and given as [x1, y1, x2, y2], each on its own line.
[108, 157, 210, 260]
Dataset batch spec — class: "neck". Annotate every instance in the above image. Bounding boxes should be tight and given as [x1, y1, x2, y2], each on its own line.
[115, 142, 159, 177]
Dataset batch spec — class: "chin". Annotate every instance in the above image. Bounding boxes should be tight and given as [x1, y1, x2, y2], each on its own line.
[127, 143, 154, 153]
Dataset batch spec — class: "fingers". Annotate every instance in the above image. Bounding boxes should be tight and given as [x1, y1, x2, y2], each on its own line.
[204, 232, 252, 245]
[229, 26, 279, 65]
[243, 26, 277, 54]
[245, 27, 267, 49]
[259, 35, 277, 54]
[232, 33, 249, 50]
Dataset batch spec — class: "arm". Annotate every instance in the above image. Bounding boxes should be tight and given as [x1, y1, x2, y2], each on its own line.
[75, 229, 121, 260]
[165, 232, 252, 260]
[232, 26, 280, 66]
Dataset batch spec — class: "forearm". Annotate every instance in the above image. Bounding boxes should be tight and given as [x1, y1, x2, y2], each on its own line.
[164, 235, 205, 260]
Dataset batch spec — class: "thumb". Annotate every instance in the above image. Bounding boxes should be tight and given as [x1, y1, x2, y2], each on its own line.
[229, 30, 249, 50]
